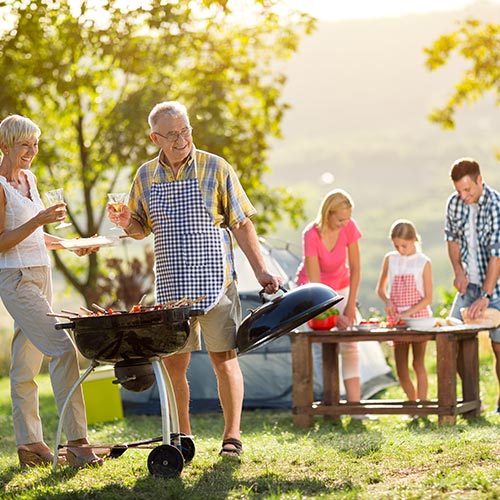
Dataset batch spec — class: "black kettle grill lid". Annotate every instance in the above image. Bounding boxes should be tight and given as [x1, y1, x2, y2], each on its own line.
[236, 283, 343, 355]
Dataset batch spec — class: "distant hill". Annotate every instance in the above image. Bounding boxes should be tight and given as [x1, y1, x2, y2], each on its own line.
[266, 1, 500, 314]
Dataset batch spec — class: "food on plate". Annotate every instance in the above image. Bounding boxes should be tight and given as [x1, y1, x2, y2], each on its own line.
[461, 307, 500, 327]
[58, 235, 118, 249]
[354, 318, 380, 331]
[384, 319, 406, 328]
[435, 316, 463, 327]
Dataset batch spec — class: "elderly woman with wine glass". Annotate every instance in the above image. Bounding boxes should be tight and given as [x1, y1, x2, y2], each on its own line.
[0, 114, 101, 469]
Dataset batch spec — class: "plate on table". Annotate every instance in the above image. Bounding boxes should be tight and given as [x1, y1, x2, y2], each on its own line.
[404, 317, 438, 330]
[59, 236, 120, 249]
[355, 323, 380, 332]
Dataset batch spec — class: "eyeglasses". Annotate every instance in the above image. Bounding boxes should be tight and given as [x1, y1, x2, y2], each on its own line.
[153, 126, 193, 143]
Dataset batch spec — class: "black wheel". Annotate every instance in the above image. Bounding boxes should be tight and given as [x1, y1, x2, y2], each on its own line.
[170, 433, 195, 463]
[179, 435, 195, 463]
[147, 444, 183, 478]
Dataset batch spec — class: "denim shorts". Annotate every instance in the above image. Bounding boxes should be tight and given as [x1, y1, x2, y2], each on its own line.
[450, 283, 500, 343]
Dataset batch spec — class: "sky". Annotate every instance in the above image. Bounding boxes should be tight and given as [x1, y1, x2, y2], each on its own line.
[285, 0, 500, 21]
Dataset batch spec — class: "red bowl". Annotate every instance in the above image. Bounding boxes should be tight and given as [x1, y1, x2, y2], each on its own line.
[307, 314, 338, 330]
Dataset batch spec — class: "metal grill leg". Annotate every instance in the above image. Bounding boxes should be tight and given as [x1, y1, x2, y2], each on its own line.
[52, 360, 99, 472]
[151, 358, 180, 447]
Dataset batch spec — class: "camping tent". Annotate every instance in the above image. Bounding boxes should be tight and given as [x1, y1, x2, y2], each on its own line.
[120, 239, 396, 415]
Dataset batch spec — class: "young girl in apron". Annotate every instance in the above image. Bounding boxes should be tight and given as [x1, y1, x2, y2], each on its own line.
[376, 219, 433, 402]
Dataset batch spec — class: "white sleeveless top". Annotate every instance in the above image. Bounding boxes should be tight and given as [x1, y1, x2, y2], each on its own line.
[0, 171, 50, 268]
[387, 251, 430, 297]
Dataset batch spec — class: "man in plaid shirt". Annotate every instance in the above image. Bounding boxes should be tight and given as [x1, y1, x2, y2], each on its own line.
[445, 157, 500, 414]
[108, 101, 282, 458]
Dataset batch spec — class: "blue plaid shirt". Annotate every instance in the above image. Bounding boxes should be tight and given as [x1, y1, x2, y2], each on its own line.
[128, 146, 256, 285]
[445, 183, 500, 299]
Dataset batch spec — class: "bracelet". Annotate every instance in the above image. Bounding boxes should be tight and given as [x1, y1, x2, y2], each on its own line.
[480, 290, 492, 300]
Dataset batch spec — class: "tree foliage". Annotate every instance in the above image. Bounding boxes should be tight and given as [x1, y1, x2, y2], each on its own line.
[424, 19, 500, 130]
[0, 0, 314, 306]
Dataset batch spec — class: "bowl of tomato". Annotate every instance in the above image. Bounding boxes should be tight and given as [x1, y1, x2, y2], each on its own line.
[307, 308, 339, 330]
[355, 319, 380, 331]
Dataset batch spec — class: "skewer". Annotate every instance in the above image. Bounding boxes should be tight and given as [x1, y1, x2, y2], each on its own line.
[80, 306, 93, 315]
[138, 294, 147, 305]
[46, 313, 75, 320]
[61, 309, 81, 316]
[191, 295, 206, 305]
[91, 303, 108, 314]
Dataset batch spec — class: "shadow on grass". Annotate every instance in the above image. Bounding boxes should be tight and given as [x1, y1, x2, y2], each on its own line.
[0, 465, 19, 492]
[0, 454, 336, 500]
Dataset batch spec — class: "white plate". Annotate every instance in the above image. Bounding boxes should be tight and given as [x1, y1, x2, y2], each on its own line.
[404, 317, 437, 329]
[355, 324, 379, 331]
[59, 236, 119, 249]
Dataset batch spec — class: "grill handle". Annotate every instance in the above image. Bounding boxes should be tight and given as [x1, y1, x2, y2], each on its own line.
[55, 322, 76, 330]
[258, 285, 288, 302]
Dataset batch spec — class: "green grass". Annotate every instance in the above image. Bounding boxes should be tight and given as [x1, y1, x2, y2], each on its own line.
[0, 334, 499, 499]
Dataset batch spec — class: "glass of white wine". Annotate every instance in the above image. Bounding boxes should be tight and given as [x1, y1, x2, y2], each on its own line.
[107, 192, 128, 230]
[45, 188, 72, 229]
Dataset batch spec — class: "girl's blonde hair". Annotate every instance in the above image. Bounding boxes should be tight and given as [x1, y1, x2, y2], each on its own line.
[315, 189, 354, 231]
[390, 219, 420, 242]
[0, 114, 41, 149]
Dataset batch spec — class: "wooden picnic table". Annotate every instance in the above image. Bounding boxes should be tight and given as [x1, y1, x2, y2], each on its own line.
[291, 325, 493, 426]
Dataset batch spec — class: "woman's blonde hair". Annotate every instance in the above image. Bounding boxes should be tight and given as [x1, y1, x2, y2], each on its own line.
[0, 114, 41, 149]
[315, 189, 354, 231]
[390, 219, 420, 242]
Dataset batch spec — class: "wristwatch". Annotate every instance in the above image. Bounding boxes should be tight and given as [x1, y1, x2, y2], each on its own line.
[480, 290, 492, 300]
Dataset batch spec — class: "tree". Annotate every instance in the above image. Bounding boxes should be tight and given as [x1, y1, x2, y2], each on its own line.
[424, 18, 500, 133]
[0, 0, 314, 306]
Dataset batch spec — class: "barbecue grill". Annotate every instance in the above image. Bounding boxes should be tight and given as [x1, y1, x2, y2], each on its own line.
[52, 306, 201, 478]
[52, 282, 343, 477]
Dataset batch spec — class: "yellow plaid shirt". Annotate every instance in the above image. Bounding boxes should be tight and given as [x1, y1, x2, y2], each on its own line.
[127, 146, 256, 285]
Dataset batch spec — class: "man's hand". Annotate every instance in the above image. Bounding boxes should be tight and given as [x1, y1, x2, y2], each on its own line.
[107, 203, 131, 229]
[255, 271, 282, 295]
[453, 270, 469, 295]
[467, 296, 489, 320]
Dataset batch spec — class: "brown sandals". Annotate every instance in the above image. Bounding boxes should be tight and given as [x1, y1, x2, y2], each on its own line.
[18, 448, 66, 468]
[219, 438, 243, 458]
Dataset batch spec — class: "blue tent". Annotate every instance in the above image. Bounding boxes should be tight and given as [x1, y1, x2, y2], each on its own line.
[120, 240, 396, 415]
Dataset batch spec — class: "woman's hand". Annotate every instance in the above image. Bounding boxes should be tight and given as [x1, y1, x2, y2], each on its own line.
[384, 300, 397, 319]
[336, 314, 352, 329]
[36, 204, 67, 226]
[337, 302, 357, 328]
[72, 246, 99, 256]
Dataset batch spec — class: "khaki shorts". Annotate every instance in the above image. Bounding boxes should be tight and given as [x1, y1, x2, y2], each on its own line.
[179, 281, 241, 353]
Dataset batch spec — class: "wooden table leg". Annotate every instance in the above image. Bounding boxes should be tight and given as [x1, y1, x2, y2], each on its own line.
[323, 342, 341, 422]
[436, 333, 457, 425]
[459, 334, 480, 418]
[291, 334, 314, 428]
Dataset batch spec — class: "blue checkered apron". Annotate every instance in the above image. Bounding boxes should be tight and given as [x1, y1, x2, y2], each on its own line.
[149, 163, 226, 312]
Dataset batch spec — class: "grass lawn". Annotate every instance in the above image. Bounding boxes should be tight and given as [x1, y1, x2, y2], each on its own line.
[0, 335, 499, 499]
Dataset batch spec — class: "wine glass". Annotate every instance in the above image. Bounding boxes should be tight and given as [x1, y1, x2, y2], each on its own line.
[45, 188, 72, 229]
[107, 192, 128, 230]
